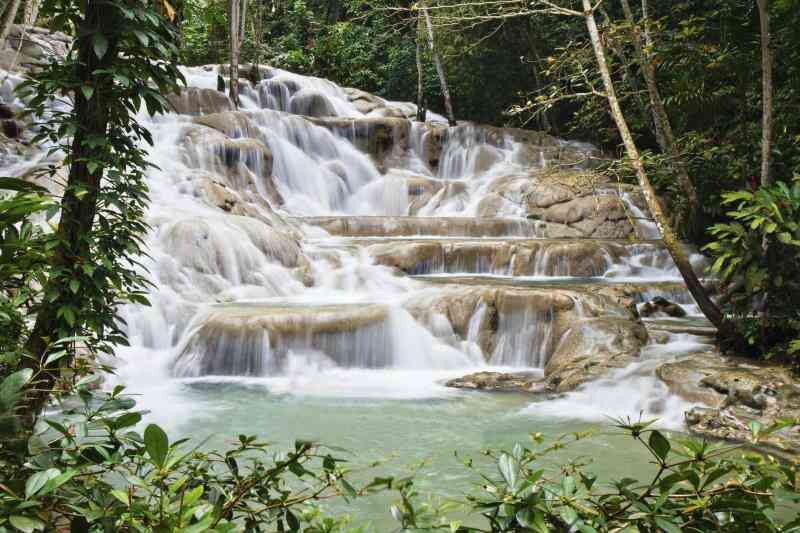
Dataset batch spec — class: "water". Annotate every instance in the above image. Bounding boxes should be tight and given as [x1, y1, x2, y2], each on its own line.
[2, 61, 715, 527]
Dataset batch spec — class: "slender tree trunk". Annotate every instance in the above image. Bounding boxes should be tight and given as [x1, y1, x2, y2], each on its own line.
[421, 4, 456, 126]
[522, 19, 553, 132]
[620, 0, 699, 223]
[0, 0, 23, 47]
[23, 0, 40, 26]
[240, 0, 248, 43]
[229, 0, 240, 108]
[581, 0, 733, 335]
[415, 16, 426, 122]
[757, 0, 773, 186]
[23, 0, 122, 420]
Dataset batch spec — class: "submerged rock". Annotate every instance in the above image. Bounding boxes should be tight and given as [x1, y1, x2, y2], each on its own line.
[639, 296, 688, 318]
[446, 371, 544, 393]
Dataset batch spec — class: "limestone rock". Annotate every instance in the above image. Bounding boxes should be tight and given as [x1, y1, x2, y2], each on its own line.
[545, 317, 648, 392]
[446, 371, 544, 393]
[167, 88, 234, 116]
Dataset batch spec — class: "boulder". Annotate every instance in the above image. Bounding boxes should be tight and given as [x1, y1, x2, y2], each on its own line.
[289, 88, 337, 117]
[167, 87, 234, 116]
[545, 317, 648, 392]
[657, 351, 800, 453]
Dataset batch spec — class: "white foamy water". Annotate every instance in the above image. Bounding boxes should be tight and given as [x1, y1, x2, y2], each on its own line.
[2, 60, 714, 443]
[523, 333, 713, 429]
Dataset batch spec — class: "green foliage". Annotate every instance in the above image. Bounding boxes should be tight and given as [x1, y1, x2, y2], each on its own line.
[12, 0, 184, 363]
[394, 419, 800, 532]
[0, 372, 383, 531]
[705, 178, 800, 358]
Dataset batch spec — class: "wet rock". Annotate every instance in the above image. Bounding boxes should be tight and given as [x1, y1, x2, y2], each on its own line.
[0, 104, 13, 120]
[639, 296, 688, 318]
[296, 216, 539, 237]
[289, 88, 337, 117]
[446, 371, 543, 392]
[657, 351, 800, 452]
[167, 87, 234, 116]
[544, 316, 648, 392]
[192, 111, 261, 139]
[1, 119, 23, 139]
[308, 116, 410, 169]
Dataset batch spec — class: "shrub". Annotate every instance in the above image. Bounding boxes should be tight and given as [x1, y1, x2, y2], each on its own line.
[704, 177, 800, 360]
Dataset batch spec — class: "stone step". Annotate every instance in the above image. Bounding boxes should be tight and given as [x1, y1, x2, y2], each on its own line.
[294, 215, 541, 237]
[326, 237, 704, 278]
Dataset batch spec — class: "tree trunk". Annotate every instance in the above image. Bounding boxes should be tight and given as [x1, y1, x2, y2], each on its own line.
[0, 0, 23, 47]
[415, 16, 426, 122]
[229, 0, 240, 108]
[23, 0, 122, 420]
[23, 0, 40, 26]
[522, 19, 553, 133]
[620, 0, 699, 225]
[240, 0, 248, 43]
[581, 0, 733, 336]
[757, 0, 772, 186]
[421, 4, 456, 126]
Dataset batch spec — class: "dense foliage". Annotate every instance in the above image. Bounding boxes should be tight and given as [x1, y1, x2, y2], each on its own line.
[705, 178, 800, 360]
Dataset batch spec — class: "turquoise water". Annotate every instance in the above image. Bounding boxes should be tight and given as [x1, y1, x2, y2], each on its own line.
[162, 378, 660, 528]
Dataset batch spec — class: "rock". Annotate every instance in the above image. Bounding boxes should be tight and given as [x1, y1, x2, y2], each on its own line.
[308, 116, 411, 169]
[193, 111, 261, 139]
[446, 371, 543, 392]
[295, 215, 539, 237]
[167, 87, 234, 116]
[1, 119, 23, 139]
[639, 296, 688, 318]
[545, 316, 648, 392]
[542, 195, 627, 225]
[289, 88, 337, 117]
[657, 351, 800, 453]
[0, 104, 13, 120]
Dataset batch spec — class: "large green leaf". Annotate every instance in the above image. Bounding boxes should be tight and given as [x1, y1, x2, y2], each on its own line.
[144, 424, 169, 468]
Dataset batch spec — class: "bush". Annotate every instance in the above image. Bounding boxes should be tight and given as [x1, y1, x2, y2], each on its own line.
[705, 177, 800, 360]
[2, 359, 800, 532]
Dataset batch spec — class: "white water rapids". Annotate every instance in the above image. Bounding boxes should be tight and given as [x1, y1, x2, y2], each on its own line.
[1, 63, 714, 437]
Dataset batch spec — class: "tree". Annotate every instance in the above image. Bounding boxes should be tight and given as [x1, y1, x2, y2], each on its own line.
[0, 0, 22, 48]
[23, 0, 40, 26]
[757, 0, 773, 186]
[620, 0, 699, 231]
[576, 0, 735, 336]
[18, 0, 183, 425]
[419, 2, 456, 125]
[229, 0, 241, 107]
[415, 14, 427, 122]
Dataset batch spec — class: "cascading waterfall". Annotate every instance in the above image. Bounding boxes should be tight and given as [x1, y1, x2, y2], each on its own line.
[1, 58, 714, 433]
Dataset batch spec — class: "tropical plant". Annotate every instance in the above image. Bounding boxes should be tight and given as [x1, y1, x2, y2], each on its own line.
[705, 177, 800, 359]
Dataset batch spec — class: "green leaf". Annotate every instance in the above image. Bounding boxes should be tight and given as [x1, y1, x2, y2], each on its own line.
[144, 424, 169, 468]
[38, 469, 76, 497]
[9, 515, 45, 532]
[0, 368, 34, 412]
[81, 85, 94, 101]
[25, 469, 60, 498]
[93, 32, 109, 58]
[654, 517, 683, 533]
[113, 411, 142, 430]
[648, 430, 671, 461]
[498, 453, 519, 491]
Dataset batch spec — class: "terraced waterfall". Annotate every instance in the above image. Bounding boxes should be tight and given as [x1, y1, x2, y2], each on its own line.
[3, 62, 723, 509]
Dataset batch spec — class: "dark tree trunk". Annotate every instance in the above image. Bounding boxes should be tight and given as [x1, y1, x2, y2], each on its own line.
[416, 16, 426, 122]
[23, 0, 122, 420]
[757, 0, 773, 186]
